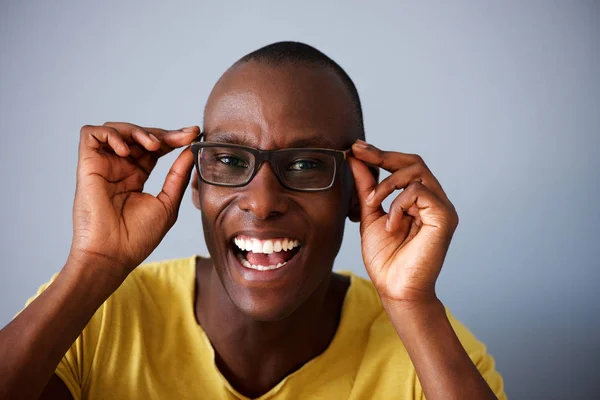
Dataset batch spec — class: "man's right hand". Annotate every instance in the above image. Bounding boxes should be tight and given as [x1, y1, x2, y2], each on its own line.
[69, 122, 199, 284]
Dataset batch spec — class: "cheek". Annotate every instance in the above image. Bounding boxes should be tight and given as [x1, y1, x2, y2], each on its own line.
[199, 184, 234, 216]
[199, 186, 235, 255]
[304, 187, 349, 251]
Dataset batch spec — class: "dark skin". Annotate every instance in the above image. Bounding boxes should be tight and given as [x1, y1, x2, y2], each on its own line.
[0, 59, 497, 400]
[191, 61, 359, 397]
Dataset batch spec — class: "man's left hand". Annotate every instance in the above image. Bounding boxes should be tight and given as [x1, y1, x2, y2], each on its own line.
[348, 140, 459, 305]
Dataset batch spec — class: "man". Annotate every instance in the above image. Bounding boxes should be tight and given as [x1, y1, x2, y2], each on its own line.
[0, 42, 506, 399]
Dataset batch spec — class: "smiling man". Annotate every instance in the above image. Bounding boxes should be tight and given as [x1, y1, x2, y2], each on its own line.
[0, 42, 506, 399]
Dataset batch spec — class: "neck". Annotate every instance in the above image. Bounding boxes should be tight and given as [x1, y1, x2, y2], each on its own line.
[194, 257, 349, 398]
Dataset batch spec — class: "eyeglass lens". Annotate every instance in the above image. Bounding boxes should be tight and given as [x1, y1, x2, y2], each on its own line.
[198, 146, 337, 190]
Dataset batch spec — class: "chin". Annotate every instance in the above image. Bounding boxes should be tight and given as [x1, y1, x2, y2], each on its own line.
[213, 239, 330, 322]
[228, 289, 302, 322]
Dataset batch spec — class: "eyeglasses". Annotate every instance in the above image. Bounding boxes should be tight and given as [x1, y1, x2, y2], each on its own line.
[190, 134, 351, 191]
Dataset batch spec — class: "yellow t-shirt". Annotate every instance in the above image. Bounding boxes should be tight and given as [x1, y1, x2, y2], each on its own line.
[26, 255, 506, 399]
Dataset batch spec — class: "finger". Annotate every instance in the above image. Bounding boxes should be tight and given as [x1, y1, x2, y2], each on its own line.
[387, 181, 456, 236]
[366, 163, 450, 209]
[347, 157, 385, 230]
[102, 122, 162, 151]
[126, 143, 158, 176]
[397, 213, 415, 244]
[157, 146, 195, 224]
[352, 140, 422, 173]
[104, 122, 199, 156]
[143, 125, 200, 156]
[81, 125, 130, 157]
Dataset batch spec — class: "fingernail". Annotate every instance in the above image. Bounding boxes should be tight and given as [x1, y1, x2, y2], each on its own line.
[385, 217, 391, 232]
[366, 190, 375, 204]
[353, 139, 369, 149]
[181, 126, 199, 133]
[148, 133, 160, 143]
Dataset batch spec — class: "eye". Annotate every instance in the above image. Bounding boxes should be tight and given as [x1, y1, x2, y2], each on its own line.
[216, 155, 249, 168]
[288, 159, 320, 171]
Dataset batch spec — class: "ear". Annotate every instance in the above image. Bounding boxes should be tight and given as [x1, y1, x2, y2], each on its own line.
[191, 171, 201, 210]
[348, 164, 379, 223]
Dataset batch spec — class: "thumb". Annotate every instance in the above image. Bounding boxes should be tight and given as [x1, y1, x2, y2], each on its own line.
[157, 146, 194, 224]
[348, 157, 385, 229]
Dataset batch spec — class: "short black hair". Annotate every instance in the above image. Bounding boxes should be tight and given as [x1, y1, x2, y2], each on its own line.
[237, 41, 365, 140]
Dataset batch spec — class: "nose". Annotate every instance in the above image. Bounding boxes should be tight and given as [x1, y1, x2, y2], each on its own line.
[237, 162, 289, 219]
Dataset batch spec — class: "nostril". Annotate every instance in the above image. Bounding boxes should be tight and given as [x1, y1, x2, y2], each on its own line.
[237, 172, 289, 219]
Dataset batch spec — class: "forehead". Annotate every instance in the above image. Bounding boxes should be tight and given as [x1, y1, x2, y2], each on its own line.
[203, 61, 357, 149]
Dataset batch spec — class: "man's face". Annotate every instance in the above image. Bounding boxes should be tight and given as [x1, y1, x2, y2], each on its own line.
[196, 61, 359, 321]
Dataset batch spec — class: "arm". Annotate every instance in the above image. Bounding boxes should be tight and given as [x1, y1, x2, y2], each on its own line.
[0, 122, 199, 400]
[384, 299, 497, 399]
[348, 140, 498, 400]
[0, 258, 117, 400]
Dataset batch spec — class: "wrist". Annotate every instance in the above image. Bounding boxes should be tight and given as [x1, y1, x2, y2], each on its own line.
[378, 287, 441, 312]
[381, 296, 447, 339]
[63, 251, 128, 296]
[381, 294, 443, 312]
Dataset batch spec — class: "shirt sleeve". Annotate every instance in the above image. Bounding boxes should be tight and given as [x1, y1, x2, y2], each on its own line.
[20, 275, 83, 400]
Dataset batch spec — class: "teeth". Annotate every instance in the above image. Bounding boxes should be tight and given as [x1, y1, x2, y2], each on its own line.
[251, 240, 262, 253]
[235, 238, 245, 251]
[233, 236, 300, 254]
[237, 253, 287, 271]
[263, 240, 273, 254]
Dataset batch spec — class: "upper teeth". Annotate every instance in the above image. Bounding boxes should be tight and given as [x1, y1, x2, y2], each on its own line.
[233, 237, 300, 254]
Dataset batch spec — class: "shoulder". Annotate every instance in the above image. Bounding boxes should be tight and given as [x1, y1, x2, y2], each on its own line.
[100, 255, 197, 319]
[117, 255, 197, 296]
[339, 272, 489, 356]
[70, 255, 198, 359]
[350, 294, 506, 399]
[21, 255, 197, 314]
[365, 305, 491, 359]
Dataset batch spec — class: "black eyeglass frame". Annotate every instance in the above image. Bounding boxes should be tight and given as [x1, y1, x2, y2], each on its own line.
[190, 133, 352, 192]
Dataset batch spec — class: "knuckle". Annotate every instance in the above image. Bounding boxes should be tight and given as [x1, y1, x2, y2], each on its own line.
[168, 167, 183, 180]
[373, 149, 385, 164]
[413, 161, 428, 175]
[405, 180, 423, 194]
[391, 199, 404, 213]
[448, 205, 459, 225]
[384, 177, 397, 192]
[408, 154, 425, 164]
[162, 197, 177, 222]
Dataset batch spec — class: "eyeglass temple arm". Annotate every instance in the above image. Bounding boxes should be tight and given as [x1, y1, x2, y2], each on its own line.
[342, 148, 353, 160]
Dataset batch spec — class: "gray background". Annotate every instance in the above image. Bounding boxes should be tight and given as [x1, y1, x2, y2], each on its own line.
[1, 1, 598, 399]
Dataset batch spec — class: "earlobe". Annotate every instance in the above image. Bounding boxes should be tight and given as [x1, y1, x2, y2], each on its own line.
[348, 192, 361, 222]
[191, 171, 201, 210]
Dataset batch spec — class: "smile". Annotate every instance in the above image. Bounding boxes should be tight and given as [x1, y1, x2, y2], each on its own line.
[232, 236, 301, 271]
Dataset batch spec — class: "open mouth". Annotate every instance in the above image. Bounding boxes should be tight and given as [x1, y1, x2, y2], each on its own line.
[231, 236, 301, 271]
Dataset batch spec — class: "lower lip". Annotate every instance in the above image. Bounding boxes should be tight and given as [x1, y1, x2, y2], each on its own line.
[229, 249, 299, 283]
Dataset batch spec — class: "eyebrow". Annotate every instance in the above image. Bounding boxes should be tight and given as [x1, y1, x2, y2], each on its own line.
[204, 131, 339, 149]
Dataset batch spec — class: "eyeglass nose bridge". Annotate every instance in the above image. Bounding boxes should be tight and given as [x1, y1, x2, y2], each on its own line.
[247, 150, 289, 188]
